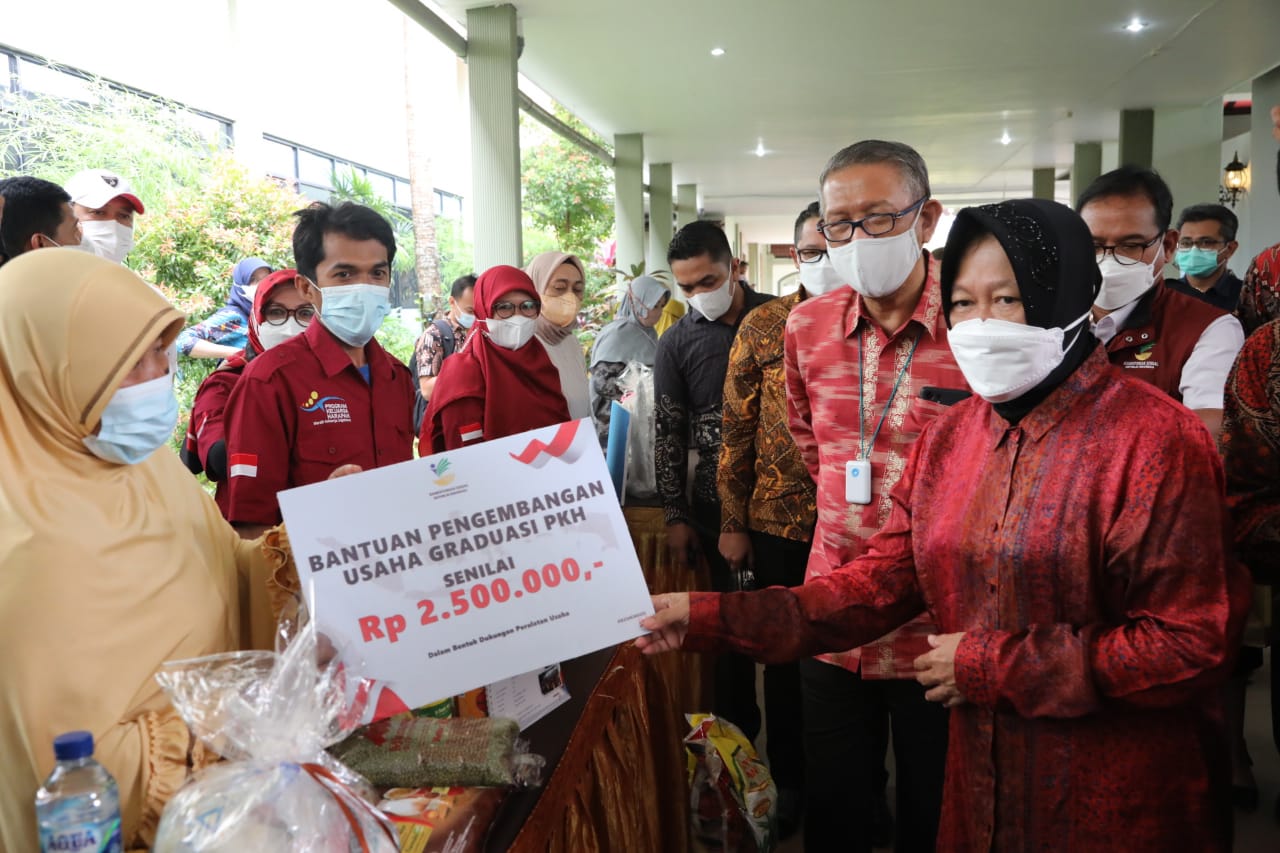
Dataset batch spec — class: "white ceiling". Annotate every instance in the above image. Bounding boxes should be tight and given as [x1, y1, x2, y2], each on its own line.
[431, 0, 1280, 220]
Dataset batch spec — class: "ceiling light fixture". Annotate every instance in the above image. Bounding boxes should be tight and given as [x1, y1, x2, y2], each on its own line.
[1124, 17, 1146, 33]
[1000, 130, 1012, 146]
[754, 140, 767, 158]
[710, 47, 725, 57]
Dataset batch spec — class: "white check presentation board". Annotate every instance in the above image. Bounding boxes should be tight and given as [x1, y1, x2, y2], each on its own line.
[278, 419, 655, 718]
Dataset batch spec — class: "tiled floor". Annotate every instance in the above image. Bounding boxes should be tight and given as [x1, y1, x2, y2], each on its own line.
[764, 656, 1280, 852]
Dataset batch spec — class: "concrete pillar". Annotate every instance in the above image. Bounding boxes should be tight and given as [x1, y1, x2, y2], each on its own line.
[1250, 66, 1280, 266]
[646, 163, 673, 275]
[1032, 167, 1055, 200]
[1152, 102, 1222, 213]
[1119, 108, 1154, 168]
[614, 133, 645, 275]
[466, 4, 521, 270]
[676, 183, 698, 228]
[1071, 142, 1103, 206]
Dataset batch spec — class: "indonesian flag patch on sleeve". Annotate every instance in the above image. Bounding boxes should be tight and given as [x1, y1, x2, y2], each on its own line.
[229, 453, 259, 477]
[460, 423, 483, 443]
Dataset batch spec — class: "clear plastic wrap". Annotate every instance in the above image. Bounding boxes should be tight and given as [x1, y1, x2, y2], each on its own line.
[330, 716, 545, 789]
[618, 361, 657, 499]
[152, 623, 398, 852]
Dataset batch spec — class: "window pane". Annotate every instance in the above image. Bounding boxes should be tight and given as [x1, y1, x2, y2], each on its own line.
[395, 179, 411, 207]
[17, 59, 92, 101]
[297, 149, 334, 189]
[366, 171, 395, 204]
[263, 139, 297, 180]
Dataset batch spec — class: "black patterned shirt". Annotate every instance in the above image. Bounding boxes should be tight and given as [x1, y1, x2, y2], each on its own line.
[653, 287, 774, 526]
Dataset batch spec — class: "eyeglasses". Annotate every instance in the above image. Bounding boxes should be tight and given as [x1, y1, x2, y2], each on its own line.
[818, 197, 927, 244]
[492, 299, 541, 319]
[796, 248, 828, 264]
[262, 305, 317, 326]
[1176, 237, 1226, 250]
[1094, 234, 1162, 266]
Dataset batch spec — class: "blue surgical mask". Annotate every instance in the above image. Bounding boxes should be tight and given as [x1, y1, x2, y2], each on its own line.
[83, 373, 179, 465]
[317, 283, 391, 346]
[1175, 247, 1223, 278]
[457, 311, 476, 329]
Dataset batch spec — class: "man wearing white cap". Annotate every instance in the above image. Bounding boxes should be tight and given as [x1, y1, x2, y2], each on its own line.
[65, 168, 144, 264]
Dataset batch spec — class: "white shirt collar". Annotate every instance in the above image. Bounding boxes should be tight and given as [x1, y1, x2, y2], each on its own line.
[1090, 298, 1143, 346]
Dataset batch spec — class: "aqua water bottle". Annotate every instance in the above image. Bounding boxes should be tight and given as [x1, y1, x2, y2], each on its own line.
[35, 730, 123, 853]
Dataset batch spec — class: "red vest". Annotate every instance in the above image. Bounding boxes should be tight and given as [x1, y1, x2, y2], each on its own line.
[1105, 281, 1227, 402]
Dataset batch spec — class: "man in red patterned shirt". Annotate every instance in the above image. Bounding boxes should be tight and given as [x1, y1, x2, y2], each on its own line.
[783, 140, 968, 852]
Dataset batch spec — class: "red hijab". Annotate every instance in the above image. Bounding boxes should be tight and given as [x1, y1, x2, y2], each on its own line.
[222, 268, 297, 369]
[423, 265, 569, 446]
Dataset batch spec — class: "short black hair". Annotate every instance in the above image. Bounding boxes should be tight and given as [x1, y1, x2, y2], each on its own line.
[450, 273, 477, 300]
[1075, 165, 1174, 233]
[1176, 203, 1238, 242]
[292, 201, 396, 283]
[0, 176, 71, 263]
[667, 220, 732, 267]
[794, 201, 820, 244]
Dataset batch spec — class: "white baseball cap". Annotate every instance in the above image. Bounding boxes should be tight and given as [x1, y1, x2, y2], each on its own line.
[65, 169, 145, 214]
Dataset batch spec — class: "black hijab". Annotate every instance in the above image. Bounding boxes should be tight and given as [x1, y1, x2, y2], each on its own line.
[940, 198, 1101, 424]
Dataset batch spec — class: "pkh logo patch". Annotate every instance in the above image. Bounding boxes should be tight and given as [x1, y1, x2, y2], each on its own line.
[430, 457, 455, 486]
[300, 391, 352, 424]
[1133, 342, 1156, 362]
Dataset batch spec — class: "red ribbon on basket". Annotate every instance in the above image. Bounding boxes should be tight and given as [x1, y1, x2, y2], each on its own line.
[301, 762, 398, 853]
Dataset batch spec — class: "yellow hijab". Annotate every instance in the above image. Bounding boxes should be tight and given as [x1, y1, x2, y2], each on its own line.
[0, 250, 271, 851]
[654, 293, 686, 337]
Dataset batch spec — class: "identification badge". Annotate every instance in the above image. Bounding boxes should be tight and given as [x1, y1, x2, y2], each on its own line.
[845, 459, 871, 505]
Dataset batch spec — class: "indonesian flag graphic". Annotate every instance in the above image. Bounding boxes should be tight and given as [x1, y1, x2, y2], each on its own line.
[229, 452, 259, 478]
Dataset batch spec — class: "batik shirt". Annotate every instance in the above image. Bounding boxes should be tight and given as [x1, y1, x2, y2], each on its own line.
[687, 346, 1249, 851]
[176, 306, 249, 356]
[654, 287, 774, 526]
[784, 257, 968, 676]
[1221, 318, 1280, 580]
[718, 291, 816, 542]
[1238, 241, 1280, 335]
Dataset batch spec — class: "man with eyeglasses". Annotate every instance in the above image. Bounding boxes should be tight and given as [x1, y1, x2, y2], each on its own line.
[783, 140, 966, 853]
[1167, 203, 1243, 312]
[225, 202, 415, 537]
[714, 201, 831, 837]
[656, 219, 774, 750]
[1077, 166, 1244, 436]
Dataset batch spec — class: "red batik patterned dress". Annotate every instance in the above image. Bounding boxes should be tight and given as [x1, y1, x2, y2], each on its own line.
[688, 346, 1249, 850]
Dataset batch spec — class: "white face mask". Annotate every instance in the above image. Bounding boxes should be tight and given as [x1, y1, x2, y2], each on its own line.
[798, 254, 845, 297]
[257, 317, 308, 351]
[43, 234, 96, 254]
[485, 315, 536, 350]
[79, 220, 134, 264]
[1094, 252, 1160, 311]
[827, 212, 923, 299]
[687, 274, 736, 321]
[947, 311, 1090, 403]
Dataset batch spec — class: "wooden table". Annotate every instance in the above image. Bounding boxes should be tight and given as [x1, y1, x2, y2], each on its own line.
[485, 505, 711, 851]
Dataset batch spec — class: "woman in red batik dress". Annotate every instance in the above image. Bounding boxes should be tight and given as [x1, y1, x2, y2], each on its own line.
[638, 198, 1250, 851]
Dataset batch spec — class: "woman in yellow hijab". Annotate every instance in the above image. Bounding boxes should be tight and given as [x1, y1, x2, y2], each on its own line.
[0, 250, 273, 851]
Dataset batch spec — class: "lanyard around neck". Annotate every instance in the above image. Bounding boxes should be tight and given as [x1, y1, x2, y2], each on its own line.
[858, 327, 922, 460]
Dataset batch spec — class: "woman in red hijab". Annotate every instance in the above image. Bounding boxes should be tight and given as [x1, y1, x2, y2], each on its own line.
[421, 265, 570, 452]
[182, 268, 312, 514]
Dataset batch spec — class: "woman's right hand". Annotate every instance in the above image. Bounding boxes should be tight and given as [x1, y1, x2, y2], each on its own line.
[635, 593, 690, 654]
